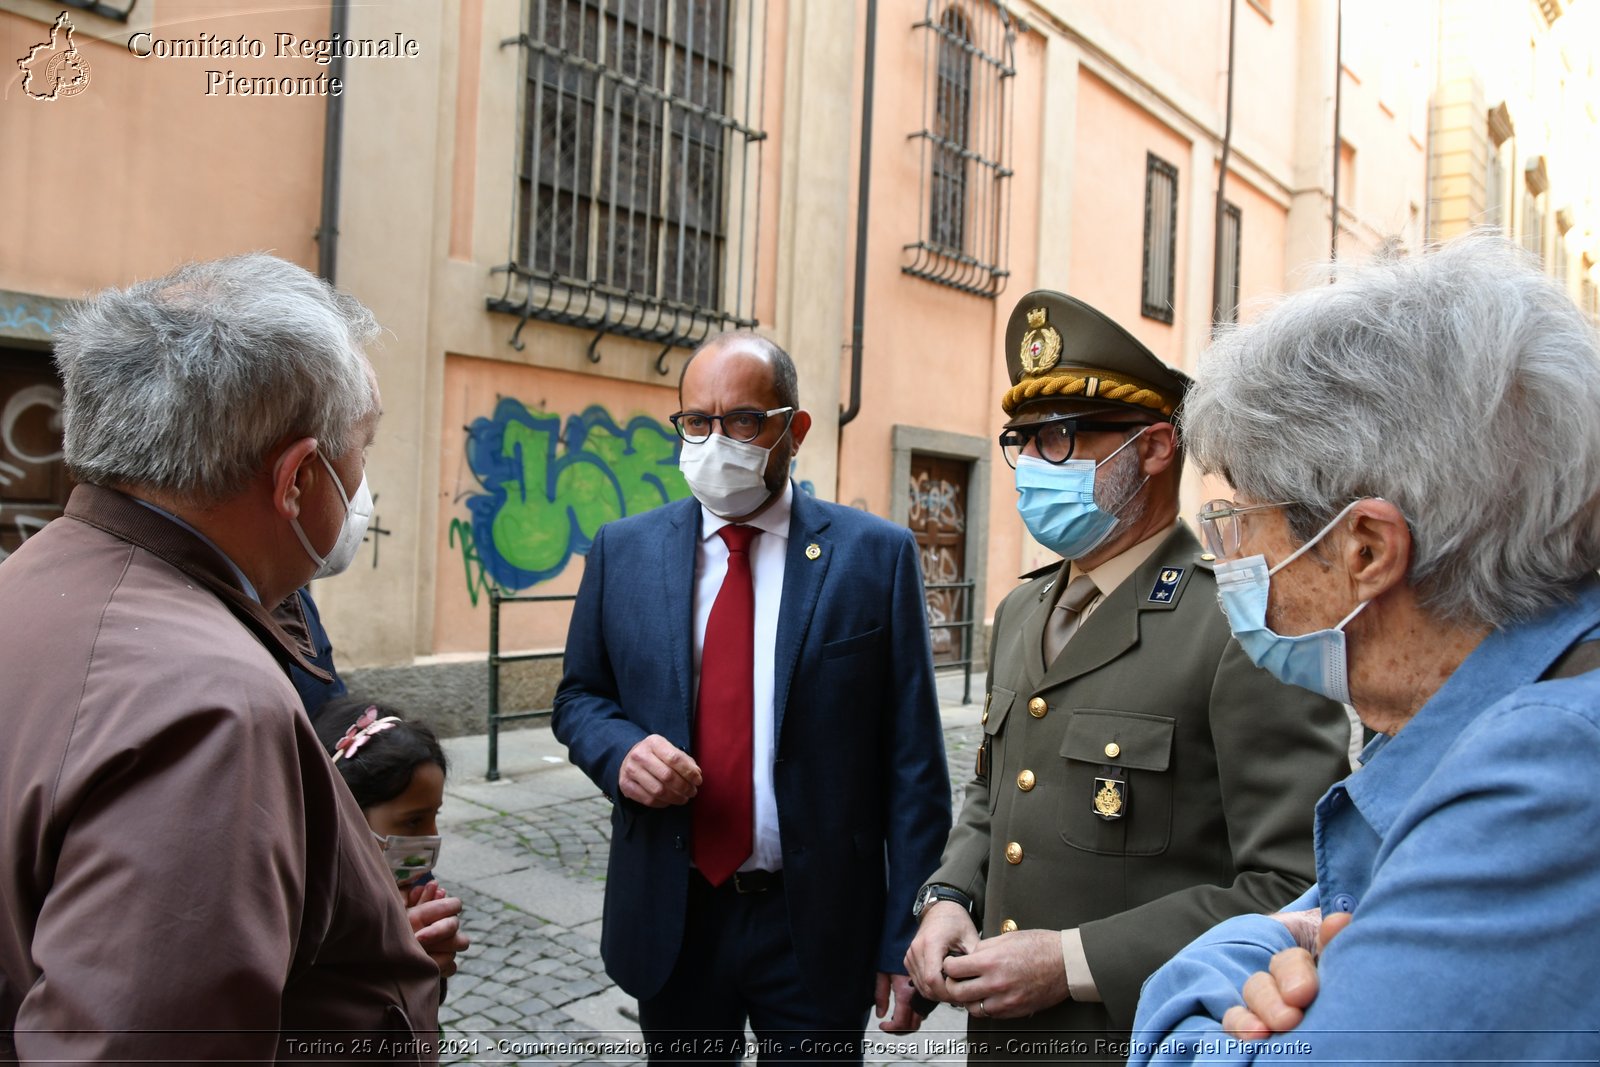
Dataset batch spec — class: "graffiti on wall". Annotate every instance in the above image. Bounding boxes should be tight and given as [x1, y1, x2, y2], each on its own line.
[907, 462, 970, 663]
[0, 380, 66, 561]
[452, 399, 691, 601]
[908, 471, 965, 532]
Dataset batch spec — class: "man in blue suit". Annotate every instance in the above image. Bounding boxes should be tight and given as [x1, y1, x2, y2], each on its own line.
[553, 332, 951, 1062]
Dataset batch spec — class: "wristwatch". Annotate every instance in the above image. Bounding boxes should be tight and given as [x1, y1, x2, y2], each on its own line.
[912, 883, 974, 919]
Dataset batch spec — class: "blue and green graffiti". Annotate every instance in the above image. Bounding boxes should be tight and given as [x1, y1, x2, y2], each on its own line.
[455, 399, 690, 598]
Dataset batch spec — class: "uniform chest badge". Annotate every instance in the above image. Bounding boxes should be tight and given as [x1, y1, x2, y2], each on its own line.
[1093, 776, 1126, 820]
[1148, 567, 1184, 604]
[1019, 307, 1062, 376]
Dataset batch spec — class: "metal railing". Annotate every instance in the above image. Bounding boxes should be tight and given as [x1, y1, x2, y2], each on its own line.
[485, 586, 575, 781]
[925, 579, 976, 705]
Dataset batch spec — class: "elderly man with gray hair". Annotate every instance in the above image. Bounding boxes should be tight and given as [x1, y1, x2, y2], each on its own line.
[0, 255, 447, 1063]
[1129, 234, 1600, 1064]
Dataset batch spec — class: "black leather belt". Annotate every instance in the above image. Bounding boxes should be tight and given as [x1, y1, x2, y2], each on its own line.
[695, 869, 783, 894]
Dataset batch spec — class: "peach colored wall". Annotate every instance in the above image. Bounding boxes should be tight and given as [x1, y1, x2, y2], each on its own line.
[1222, 169, 1289, 322]
[752, 0, 788, 326]
[1069, 69, 1192, 365]
[0, 3, 331, 295]
[1070, 0, 1223, 109]
[1231, 1, 1300, 173]
[433, 355, 688, 655]
[835, 0, 1044, 520]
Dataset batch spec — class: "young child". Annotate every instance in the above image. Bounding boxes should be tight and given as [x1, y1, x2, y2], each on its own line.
[312, 696, 467, 995]
[312, 696, 450, 896]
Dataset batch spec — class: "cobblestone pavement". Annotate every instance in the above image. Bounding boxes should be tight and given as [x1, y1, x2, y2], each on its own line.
[431, 674, 985, 1065]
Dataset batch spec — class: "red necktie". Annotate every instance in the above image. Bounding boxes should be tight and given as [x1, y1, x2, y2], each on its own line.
[692, 524, 759, 886]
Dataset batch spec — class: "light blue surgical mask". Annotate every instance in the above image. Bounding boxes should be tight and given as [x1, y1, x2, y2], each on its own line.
[1213, 499, 1368, 703]
[1014, 428, 1147, 560]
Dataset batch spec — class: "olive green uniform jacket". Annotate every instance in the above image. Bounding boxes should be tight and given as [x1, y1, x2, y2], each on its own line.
[930, 524, 1351, 1062]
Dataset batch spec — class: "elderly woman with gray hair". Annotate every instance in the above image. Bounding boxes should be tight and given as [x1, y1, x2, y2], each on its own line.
[1128, 234, 1600, 1065]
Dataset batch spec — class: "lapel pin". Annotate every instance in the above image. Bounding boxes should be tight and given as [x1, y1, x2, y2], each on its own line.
[805, 543, 821, 560]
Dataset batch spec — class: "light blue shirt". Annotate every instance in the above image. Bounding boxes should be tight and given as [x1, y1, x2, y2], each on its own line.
[1129, 577, 1600, 1065]
[131, 497, 260, 603]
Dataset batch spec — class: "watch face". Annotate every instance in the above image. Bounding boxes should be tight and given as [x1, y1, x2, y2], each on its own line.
[913, 887, 934, 916]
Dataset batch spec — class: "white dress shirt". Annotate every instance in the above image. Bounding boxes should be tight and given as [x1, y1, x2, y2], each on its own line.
[692, 480, 792, 872]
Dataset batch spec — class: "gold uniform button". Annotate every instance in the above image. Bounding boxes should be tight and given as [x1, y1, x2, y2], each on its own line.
[1017, 769, 1036, 792]
[981, 708, 990, 725]
[1000, 919, 1019, 934]
[1005, 841, 1023, 864]
[1028, 697, 1048, 718]
[1104, 742, 1121, 758]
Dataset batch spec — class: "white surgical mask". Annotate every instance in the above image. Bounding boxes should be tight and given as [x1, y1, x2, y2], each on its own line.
[291, 450, 373, 579]
[1213, 499, 1369, 704]
[679, 431, 785, 518]
[372, 832, 442, 887]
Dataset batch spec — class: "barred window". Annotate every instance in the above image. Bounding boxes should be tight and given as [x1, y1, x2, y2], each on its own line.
[1523, 155, 1549, 265]
[904, 0, 1015, 298]
[490, 0, 767, 362]
[1523, 192, 1545, 262]
[1142, 153, 1178, 324]
[1214, 201, 1241, 325]
[929, 8, 971, 252]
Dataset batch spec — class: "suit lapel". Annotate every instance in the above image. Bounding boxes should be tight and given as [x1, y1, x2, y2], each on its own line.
[773, 488, 831, 742]
[665, 500, 700, 733]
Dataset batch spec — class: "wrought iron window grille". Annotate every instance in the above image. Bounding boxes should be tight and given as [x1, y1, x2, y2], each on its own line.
[902, 0, 1016, 299]
[1214, 201, 1241, 326]
[61, 0, 137, 21]
[1142, 152, 1179, 324]
[490, 0, 768, 373]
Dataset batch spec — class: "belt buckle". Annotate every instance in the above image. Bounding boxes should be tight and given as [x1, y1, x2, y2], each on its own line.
[732, 870, 773, 894]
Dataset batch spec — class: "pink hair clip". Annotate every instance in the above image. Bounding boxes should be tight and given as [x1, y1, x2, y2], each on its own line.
[332, 706, 400, 762]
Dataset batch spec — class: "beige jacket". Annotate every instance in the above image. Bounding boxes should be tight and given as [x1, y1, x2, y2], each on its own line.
[0, 485, 440, 1064]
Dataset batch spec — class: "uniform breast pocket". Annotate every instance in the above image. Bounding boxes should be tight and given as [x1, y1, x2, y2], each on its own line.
[982, 686, 1016, 813]
[1057, 709, 1175, 856]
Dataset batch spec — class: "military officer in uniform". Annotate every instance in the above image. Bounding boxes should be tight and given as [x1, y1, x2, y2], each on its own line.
[904, 292, 1352, 1062]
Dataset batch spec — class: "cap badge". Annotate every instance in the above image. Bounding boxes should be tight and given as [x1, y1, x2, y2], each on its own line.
[1019, 307, 1063, 376]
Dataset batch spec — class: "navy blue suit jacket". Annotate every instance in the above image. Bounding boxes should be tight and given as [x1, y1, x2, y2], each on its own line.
[552, 487, 951, 1014]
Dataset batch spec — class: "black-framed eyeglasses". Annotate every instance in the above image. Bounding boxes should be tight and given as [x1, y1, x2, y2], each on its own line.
[1195, 499, 1298, 559]
[670, 406, 794, 445]
[997, 419, 1146, 469]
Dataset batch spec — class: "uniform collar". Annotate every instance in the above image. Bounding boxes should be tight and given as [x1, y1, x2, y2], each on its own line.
[1067, 519, 1179, 599]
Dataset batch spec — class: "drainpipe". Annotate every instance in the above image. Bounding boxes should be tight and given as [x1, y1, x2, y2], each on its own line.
[316, 0, 350, 282]
[840, 0, 876, 431]
[1211, 0, 1238, 333]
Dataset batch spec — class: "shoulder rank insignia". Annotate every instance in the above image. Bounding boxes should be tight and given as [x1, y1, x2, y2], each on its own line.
[1148, 566, 1184, 604]
[1019, 307, 1062, 376]
[1093, 776, 1126, 820]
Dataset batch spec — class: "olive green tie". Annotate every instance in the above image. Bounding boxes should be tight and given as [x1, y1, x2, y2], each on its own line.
[1042, 574, 1100, 666]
